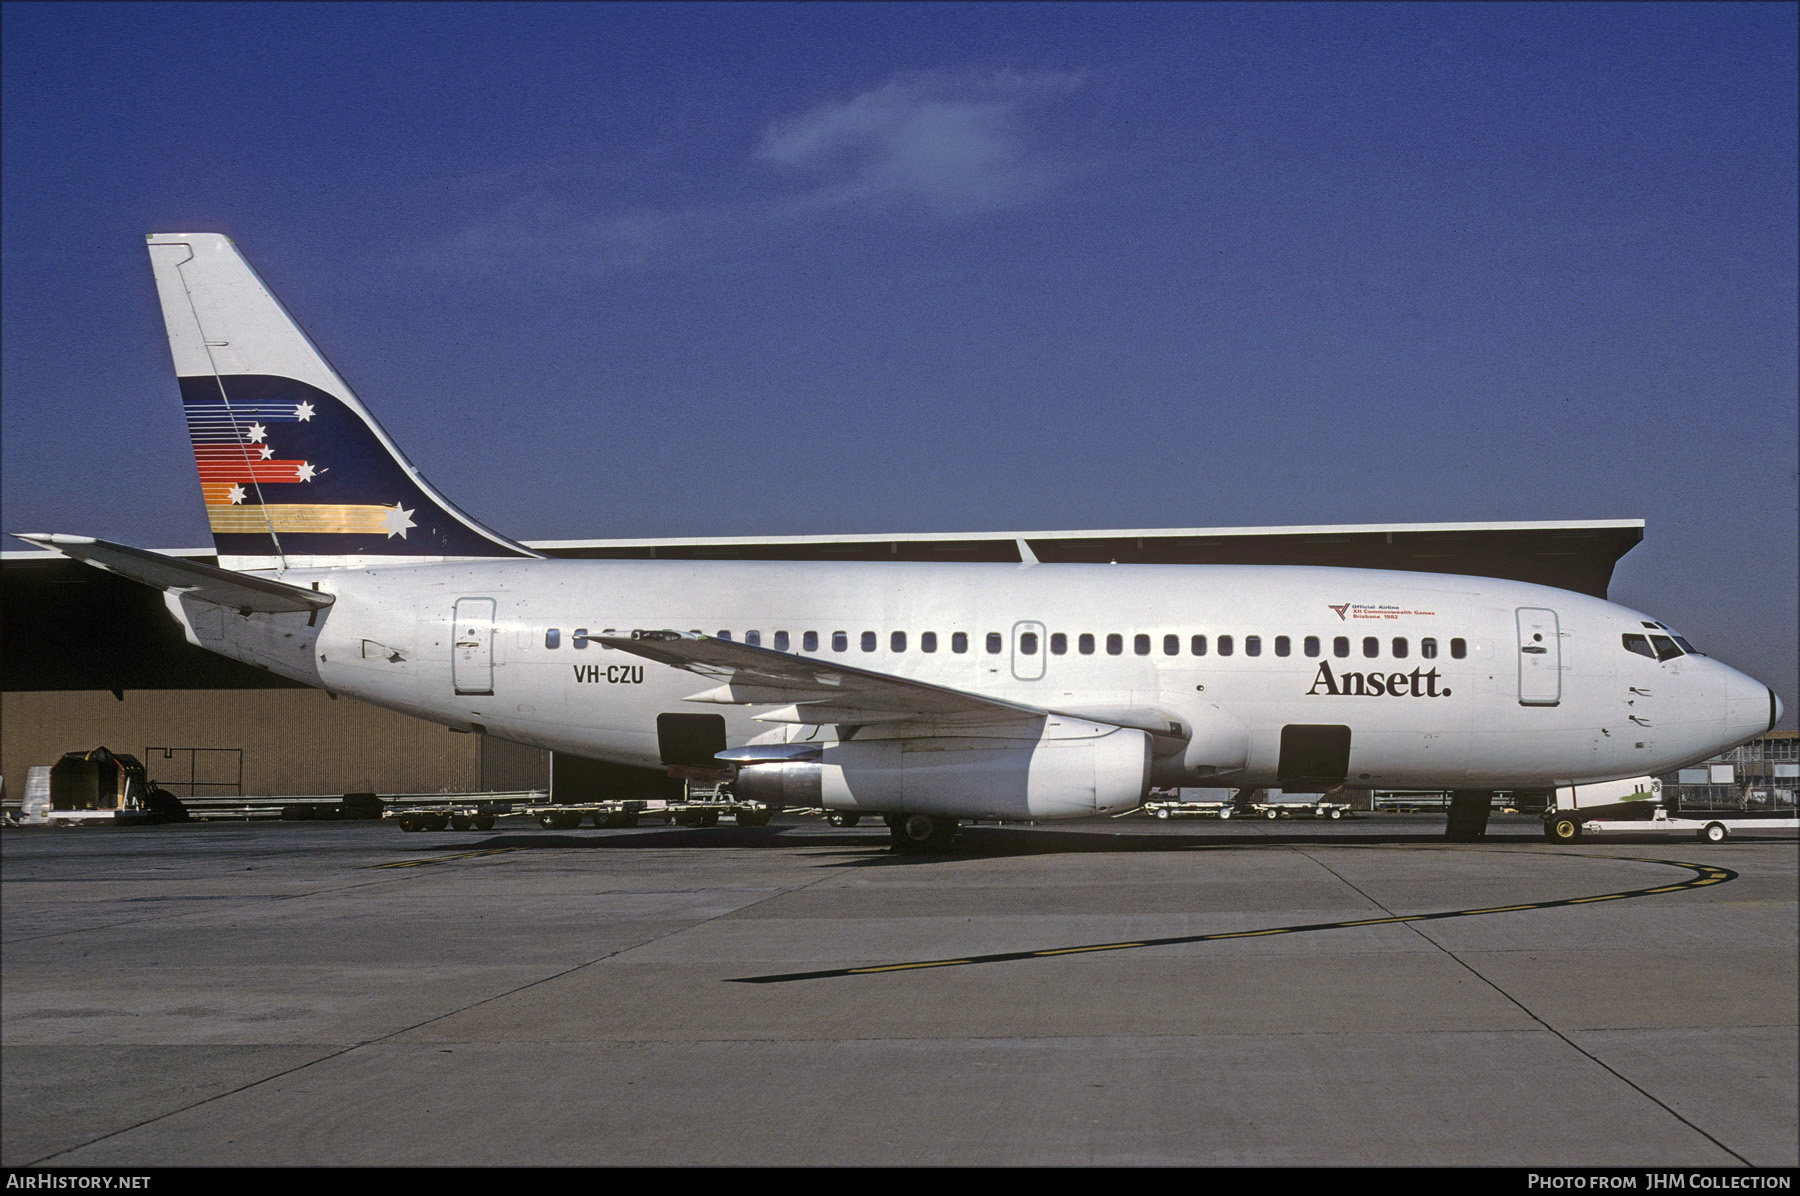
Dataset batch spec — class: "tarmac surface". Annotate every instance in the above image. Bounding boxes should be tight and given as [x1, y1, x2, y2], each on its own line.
[3, 813, 1795, 1168]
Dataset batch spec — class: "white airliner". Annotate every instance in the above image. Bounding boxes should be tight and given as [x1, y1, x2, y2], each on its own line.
[16, 234, 1783, 850]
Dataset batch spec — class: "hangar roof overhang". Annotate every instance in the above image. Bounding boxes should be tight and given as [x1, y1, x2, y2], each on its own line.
[2, 519, 1643, 692]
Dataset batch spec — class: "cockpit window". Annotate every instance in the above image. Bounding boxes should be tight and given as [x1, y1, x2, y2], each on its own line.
[1671, 635, 1701, 655]
[1649, 635, 1683, 662]
[1621, 633, 1655, 659]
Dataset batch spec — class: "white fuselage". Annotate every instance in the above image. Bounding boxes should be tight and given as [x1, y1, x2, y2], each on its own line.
[168, 558, 1776, 805]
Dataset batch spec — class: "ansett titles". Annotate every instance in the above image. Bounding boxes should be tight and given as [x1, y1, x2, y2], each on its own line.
[1307, 662, 1450, 698]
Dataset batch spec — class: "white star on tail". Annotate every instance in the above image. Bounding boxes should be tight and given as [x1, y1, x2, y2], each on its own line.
[259, 445, 274, 459]
[247, 422, 267, 443]
[294, 401, 315, 421]
[227, 484, 246, 504]
[381, 505, 416, 539]
[295, 462, 316, 482]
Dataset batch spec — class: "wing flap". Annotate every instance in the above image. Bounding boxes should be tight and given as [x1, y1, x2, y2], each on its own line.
[593, 631, 1045, 723]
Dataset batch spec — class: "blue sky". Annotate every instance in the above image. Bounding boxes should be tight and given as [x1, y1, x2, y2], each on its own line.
[3, 2, 1795, 716]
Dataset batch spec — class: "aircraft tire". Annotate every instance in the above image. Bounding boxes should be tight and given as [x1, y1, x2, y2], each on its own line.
[473, 815, 496, 831]
[1700, 822, 1728, 844]
[1547, 817, 1581, 842]
[826, 812, 860, 827]
[450, 814, 473, 831]
[892, 814, 957, 854]
[397, 817, 422, 833]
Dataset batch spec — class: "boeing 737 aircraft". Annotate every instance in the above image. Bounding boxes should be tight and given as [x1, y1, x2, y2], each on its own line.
[16, 234, 1783, 850]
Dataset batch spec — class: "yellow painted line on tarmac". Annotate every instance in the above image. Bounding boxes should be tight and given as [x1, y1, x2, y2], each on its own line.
[372, 847, 522, 869]
[731, 856, 1737, 985]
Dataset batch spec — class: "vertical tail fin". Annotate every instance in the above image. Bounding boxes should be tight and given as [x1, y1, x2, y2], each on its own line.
[146, 233, 537, 571]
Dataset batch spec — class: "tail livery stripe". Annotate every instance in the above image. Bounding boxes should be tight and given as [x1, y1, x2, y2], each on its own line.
[147, 233, 537, 569]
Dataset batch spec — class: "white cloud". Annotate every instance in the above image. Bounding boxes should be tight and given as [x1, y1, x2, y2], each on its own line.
[424, 69, 1085, 277]
[758, 69, 1084, 217]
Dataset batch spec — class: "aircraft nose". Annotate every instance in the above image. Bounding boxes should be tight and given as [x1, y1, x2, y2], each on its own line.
[1723, 665, 1779, 738]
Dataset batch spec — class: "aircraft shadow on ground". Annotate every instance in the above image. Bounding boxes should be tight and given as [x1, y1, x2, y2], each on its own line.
[396, 822, 1472, 861]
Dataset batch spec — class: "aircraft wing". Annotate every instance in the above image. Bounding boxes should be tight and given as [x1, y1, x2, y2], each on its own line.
[12, 534, 334, 614]
[591, 631, 1046, 725]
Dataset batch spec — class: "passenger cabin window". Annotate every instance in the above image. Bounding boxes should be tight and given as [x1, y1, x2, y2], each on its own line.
[861, 631, 876, 652]
[1392, 637, 1407, 659]
[1050, 633, 1067, 655]
[1275, 636, 1290, 657]
[774, 631, 790, 652]
[803, 631, 819, 652]
[1304, 636, 1320, 657]
[1421, 638, 1437, 659]
[1163, 634, 1179, 656]
[891, 631, 906, 653]
[1245, 635, 1261, 657]
[545, 628, 561, 649]
[986, 632, 1003, 654]
[1363, 637, 1379, 658]
[922, 631, 938, 653]
[952, 632, 969, 654]
[714, 630, 730, 641]
[1450, 638, 1467, 659]
[745, 630, 761, 647]
[833, 632, 848, 652]
[1020, 632, 1038, 655]
[1106, 634, 1123, 656]
[1622, 633, 1656, 660]
[573, 628, 588, 649]
[1334, 636, 1350, 658]
[1218, 635, 1234, 657]
[1079, 633, 1095, 655]
[1134, 634, 1151, 656]
[1191, 635, 1207, 656]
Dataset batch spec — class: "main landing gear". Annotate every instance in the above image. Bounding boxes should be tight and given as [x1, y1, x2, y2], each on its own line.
[885, 813, 959, 854]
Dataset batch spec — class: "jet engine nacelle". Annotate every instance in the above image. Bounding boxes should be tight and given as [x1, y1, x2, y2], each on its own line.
[735, 723, 1152, 820]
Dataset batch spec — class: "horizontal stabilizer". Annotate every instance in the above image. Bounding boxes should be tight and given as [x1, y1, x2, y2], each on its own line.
[12, 534, 334, 614]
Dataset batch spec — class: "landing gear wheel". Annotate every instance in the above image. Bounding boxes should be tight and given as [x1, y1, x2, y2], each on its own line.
[826, 812, 861, 827]
[1546, 817, 1581, 842]
[735, 808, 771, 827]
[397, 817, 423, 833]
[473, 815, 495, 831]
[891, 814, 958, 854]
[450, 814, 473, 831]
[1700, 822, 1728, 844]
